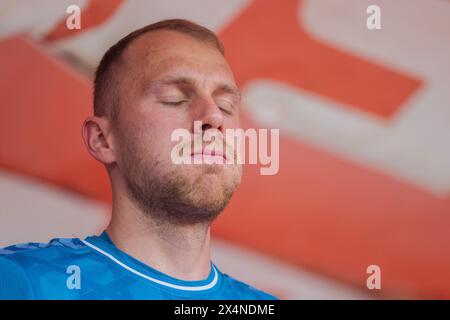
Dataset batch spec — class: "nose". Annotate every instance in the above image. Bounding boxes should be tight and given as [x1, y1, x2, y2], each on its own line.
[191, 96, 224, 133]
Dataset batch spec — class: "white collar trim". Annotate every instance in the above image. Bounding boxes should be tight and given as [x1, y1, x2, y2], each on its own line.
[81, 239, 218, 291]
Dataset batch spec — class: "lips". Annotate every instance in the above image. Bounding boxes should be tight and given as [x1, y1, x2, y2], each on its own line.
[191, 149, 227, 164]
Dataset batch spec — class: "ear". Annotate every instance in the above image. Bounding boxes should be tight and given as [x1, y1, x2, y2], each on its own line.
[81, 116, 116, 165]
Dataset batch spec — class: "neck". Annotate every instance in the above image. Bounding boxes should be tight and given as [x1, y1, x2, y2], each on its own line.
[106, 190, 212, 281]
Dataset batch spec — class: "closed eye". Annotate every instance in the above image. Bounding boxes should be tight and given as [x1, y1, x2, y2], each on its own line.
[160, 100, 187, 106]
[216, 99, 234, 115]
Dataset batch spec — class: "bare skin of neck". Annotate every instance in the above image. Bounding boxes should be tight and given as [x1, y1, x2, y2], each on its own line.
[106, 186, 212, 281]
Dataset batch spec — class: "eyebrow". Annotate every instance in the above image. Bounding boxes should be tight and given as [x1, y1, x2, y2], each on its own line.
[159, 76, 194, 87]
[214, 83, 241, 102]
[147, 76, 241, 101]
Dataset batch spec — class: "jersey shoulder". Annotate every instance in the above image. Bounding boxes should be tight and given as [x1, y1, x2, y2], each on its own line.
[0, 237, 88, 299]
[0, 237, 88, 265]
[0, 257, 35, 299]
[220, 273, 278, 300]
[1, 237, 86, 254]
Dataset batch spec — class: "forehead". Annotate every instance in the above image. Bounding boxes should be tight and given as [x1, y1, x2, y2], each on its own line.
[122, 30, 235, 86]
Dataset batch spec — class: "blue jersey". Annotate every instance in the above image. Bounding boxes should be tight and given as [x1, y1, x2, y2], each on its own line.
[0, 231, 277, 300]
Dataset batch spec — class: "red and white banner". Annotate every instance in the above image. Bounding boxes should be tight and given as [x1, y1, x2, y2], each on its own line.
[1, 0, 449, 299]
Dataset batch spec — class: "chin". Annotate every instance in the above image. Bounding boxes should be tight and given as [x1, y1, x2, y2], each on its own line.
[187, 174, 236, 204]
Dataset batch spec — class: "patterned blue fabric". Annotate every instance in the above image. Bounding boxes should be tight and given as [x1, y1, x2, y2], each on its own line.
[0, 231, 277, 300]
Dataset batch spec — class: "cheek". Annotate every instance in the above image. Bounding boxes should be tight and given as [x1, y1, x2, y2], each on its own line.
[225, 114, 240, 129]
[120, 106, 192, 161]
[140, 124, 184, 165]
[123, 109, 170, 141]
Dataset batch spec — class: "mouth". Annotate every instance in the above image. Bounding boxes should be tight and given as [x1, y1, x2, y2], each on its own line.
[191, 149, 227, 164]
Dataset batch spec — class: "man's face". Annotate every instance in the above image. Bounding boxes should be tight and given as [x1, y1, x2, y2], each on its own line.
[112, 30, 242, 225]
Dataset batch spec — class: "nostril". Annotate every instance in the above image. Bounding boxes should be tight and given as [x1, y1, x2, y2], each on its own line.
[201, 123, 212, 131]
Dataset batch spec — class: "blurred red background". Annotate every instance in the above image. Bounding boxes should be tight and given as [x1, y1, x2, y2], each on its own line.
[1, 0, 449, 299]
